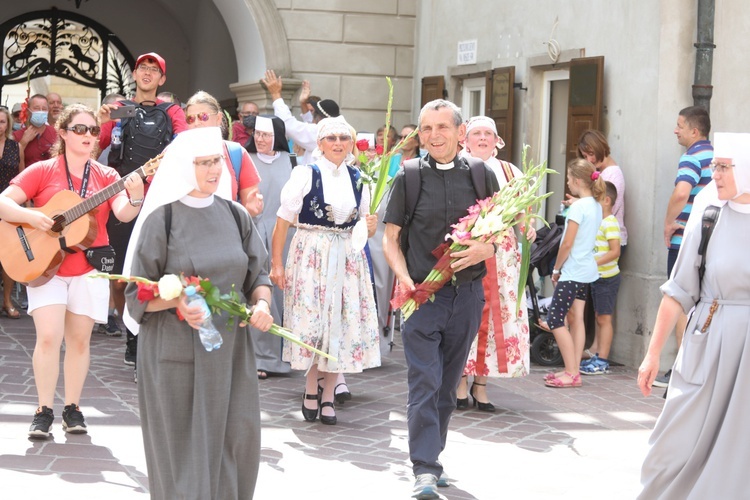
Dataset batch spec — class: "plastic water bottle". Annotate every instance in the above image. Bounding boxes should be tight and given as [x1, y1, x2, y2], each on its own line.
[184, 286, 223, 351]
[111, 122, 122, 147]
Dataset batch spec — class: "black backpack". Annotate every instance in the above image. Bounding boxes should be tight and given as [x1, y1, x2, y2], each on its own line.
[400, 156, 489, 254]
[109, 100, 175, 175]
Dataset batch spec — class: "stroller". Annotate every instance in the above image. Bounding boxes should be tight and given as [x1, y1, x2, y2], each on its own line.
[526, 223, 564, 366]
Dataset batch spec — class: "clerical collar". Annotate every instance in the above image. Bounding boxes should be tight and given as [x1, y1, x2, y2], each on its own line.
[426, 154, 459, 171]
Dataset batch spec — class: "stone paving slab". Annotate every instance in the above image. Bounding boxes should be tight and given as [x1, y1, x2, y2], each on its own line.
[0, 311, 665, 499]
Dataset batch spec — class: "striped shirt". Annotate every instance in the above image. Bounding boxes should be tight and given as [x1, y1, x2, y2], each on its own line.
[595, 215, 621, 278]
[670, 139, 713, 250]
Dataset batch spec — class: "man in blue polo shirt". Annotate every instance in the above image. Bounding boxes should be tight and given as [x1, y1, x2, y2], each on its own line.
[655, 105, 713, 388]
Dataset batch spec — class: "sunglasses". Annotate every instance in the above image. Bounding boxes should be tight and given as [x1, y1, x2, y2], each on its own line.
[186, 112, 218, 125]
[322, 135, 352, 143]
[66, 124, 101, 136]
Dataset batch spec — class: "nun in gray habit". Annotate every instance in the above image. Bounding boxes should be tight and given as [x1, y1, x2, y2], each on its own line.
[637, 133, 750, 499]
[123, 126, 273, 499]
[245, 115, 293, 377]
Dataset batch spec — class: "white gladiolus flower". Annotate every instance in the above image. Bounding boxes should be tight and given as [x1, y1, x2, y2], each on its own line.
[158, 274, 184, 300]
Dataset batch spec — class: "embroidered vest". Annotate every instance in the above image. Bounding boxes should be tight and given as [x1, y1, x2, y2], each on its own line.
[298, 164, 362, 228]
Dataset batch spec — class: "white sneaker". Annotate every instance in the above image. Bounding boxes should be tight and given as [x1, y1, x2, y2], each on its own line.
[412, 474, 441, 499]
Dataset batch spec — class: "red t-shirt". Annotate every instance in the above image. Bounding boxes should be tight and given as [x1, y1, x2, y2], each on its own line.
[13, 125, 57, 166]
[222, 141, 260, 200]
[231, 121, 250, 146]
[11, 157, 123, 277]
[98, 99, 188, 151]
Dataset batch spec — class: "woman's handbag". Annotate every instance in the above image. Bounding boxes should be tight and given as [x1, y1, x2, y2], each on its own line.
[85, 245, 116, 273]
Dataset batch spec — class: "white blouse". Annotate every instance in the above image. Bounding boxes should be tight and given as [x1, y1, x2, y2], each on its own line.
[277, 156, 371, 224]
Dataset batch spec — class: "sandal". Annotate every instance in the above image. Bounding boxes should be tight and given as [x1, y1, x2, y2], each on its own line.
[544, 372, 582, 388]
[544, 371, 564, 382]
[257, 370, 268, 380]
[3, 305, 20, 319]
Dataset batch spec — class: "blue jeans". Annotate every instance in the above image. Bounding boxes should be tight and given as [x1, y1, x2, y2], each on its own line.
[402, 280, 484, 477]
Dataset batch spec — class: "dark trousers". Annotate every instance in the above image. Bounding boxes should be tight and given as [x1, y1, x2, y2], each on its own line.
[402, 280, 485, 477]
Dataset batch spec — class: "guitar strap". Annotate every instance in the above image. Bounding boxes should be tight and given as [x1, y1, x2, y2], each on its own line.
[61, 155, 92, 253]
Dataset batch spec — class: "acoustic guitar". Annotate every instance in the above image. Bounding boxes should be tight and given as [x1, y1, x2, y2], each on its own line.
[0, 155, 161, 287]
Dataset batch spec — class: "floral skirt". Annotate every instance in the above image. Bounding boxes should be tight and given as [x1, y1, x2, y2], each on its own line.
[282, 225, 381, 372]
[464, 231, 530, 378]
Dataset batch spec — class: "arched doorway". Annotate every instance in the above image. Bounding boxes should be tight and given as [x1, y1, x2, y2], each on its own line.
[0, 7, 135, 104]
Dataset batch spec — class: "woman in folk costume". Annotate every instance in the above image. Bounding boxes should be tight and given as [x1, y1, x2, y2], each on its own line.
[637, 133, 750, 499]
[244, 115, 293, 378]
[270, 115, 380, 426]
[123, 127, 273, 499]
[456, 116, 535, 412]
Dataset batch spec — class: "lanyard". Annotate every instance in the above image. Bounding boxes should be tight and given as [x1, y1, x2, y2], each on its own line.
[63, 155, 91, 197]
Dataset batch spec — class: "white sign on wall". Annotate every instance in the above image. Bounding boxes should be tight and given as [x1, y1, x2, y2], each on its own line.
[457, 39, 478, 65]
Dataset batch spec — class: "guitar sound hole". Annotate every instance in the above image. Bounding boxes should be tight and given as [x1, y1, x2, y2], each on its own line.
[51, 215, 66, 233]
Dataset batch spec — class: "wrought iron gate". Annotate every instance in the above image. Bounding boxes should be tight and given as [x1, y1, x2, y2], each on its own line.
[0, 8, 135, 103]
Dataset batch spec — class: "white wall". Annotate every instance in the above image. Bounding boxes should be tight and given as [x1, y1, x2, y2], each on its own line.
[414, 0, 750, 367]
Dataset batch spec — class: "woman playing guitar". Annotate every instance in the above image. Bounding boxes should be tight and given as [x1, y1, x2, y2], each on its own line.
[0, 103, 144, 438]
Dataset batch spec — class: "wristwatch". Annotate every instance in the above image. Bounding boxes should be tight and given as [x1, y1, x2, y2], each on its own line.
[552, 269, 561, 275]
[255, 298, 270, 309]
[129, 198, 144, 207]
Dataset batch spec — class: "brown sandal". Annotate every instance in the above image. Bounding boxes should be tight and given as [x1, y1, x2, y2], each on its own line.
[3, 305, 20, 319]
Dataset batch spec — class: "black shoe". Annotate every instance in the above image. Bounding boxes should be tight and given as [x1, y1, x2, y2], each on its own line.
[124, 336, 137, 366]
[28, 406, 54, 438]
[62, 404, 87, 434]
[99, 315, 122, 337]
[301, 393, 319, 422]
[319, 401, 337, 425]
[470, 383, 496, 412]
[334, 382, 352, 405]
[456, 397, 469, 410]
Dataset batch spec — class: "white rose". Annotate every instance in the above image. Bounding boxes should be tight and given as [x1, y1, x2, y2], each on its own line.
[158, 274, 184, 300]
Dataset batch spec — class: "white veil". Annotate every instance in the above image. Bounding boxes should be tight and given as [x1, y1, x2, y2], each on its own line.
[122, 126, 231, 334]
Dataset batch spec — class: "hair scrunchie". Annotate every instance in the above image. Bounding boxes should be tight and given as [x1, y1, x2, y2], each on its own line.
[591, 171, 601, 181]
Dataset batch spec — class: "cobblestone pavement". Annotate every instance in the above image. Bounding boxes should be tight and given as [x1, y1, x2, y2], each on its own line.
[0, 311, 665, 499]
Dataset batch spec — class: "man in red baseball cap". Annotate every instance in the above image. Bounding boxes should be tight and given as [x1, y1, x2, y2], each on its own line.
[96, 51, 188, 371]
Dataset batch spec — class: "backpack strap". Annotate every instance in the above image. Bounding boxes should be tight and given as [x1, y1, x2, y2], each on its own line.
[697, 205, 721, 287]
[464, 156, 489, 200]
[402, 158, 422, 226]
[164, 202, 172, 244]
[225, 141, 243, 184]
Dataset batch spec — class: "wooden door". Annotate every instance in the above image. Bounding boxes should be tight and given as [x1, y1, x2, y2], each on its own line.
[485, 66, 515, 162]
[421, 76, 446, 108]
[565, 56, 604, 164]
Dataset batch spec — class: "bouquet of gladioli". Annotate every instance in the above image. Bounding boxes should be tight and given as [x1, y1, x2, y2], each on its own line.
[391, 145, 555, 320]
[355, 76, 418, 214]
[93, 273, 335, 360]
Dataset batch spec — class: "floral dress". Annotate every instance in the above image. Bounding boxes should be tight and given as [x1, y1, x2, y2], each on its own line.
[463, 157, 530, 378]
[278, 157, 380, 372]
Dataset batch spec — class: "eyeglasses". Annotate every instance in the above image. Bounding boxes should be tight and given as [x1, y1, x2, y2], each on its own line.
[193, 155, 224, 169]
[138, 65, 162, 75]
[710, 161, 735, 174]
[322, 135, 352, 143]
[254, 131, 273, 140]
[66, 124, 101, 136]
[186, 112, 218, 125]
